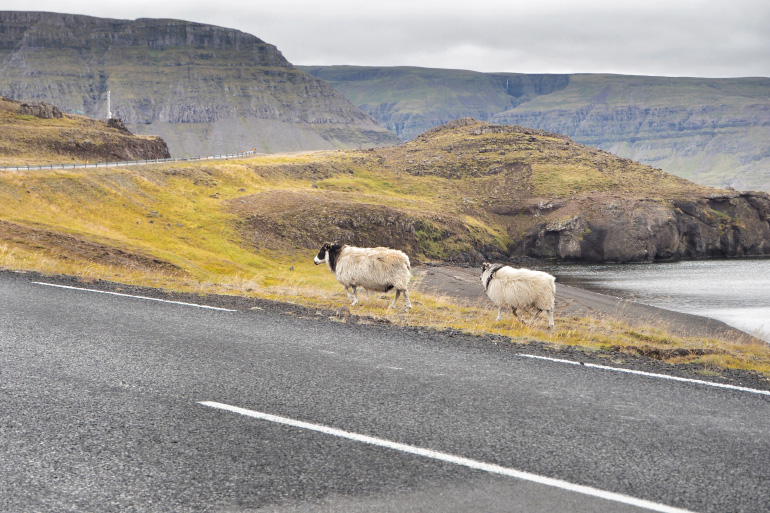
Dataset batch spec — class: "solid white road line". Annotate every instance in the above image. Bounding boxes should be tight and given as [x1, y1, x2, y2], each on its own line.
[199, 400, 695, 513]
[516, 353, 770, 397]
[33, 282, 237, 312]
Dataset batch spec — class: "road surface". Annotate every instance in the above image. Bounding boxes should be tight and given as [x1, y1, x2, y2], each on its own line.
[1, 271, 768, 512]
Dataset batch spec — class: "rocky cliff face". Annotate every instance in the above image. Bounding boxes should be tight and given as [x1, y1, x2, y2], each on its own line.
[302, 65, 571, 141]
[491, 76, 770, 193]
[0, 12, 399, 156]
[512, 192, 770, 263]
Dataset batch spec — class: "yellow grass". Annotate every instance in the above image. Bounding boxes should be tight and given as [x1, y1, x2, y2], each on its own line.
[1, 154, 768, 381]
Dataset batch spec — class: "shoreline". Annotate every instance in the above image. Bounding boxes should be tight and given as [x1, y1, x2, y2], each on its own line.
[412, 265, 758, 342]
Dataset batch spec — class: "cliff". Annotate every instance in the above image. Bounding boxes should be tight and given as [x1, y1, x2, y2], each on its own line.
[0, 12, 399, 157]
[302, 66, 770, 193]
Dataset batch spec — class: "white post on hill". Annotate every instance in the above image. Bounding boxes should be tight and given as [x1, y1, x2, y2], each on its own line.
[107, 90, 112, 119]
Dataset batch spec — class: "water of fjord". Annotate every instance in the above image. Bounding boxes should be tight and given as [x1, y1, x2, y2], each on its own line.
[547, 259, 770, 342]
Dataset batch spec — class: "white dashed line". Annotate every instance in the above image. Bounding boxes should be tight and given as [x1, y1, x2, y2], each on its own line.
[516, 353, 770, 396]
[199, 400, 695, 513]
[33, 282, 237, 312]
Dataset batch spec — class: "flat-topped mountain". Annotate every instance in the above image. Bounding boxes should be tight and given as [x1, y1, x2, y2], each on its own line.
[302, 66, 770, 192]
[0, 11, 399, 157]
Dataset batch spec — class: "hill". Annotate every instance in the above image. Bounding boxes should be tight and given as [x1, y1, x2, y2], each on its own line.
[0, 12, 400, 157]
[0, 97, 169, 165]
[301, 66, 770, 192]
[2, 117, 768, 271]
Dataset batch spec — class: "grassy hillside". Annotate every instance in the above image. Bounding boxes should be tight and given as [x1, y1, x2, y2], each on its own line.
[2, 119, 768, 379]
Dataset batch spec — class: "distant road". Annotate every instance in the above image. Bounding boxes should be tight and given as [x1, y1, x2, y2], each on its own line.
[0, 150, 258, 171]
[1, 271, 769, 512]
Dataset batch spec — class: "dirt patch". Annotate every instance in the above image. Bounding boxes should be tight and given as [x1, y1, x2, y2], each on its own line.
[0, 220, 183, 275]
[229, 190, 495, 263]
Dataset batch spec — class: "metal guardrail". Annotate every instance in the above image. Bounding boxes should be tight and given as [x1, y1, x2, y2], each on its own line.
[0, 150, 258, 171]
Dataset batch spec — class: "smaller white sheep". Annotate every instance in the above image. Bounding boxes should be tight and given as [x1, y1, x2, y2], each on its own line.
[314, 242, 412, 310]
[480, 262, 555, 328]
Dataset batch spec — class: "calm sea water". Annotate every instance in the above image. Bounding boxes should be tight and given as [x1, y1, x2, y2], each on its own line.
[544, 259, 770, 342]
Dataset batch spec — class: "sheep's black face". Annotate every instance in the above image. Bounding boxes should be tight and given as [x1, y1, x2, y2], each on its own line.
[314, 243, 331, 265]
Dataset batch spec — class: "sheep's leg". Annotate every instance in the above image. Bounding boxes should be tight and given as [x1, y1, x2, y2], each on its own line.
[511, 307, 527, 324]
[389, 289, 401, 309]
[402, 289, 412, 311]
[345, 285, 358, 306]
[528, 309, 542, 324]
[496, 306, 503, 321]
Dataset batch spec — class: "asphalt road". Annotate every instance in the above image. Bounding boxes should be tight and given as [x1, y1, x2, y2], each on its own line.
[1, 271, 768, 512]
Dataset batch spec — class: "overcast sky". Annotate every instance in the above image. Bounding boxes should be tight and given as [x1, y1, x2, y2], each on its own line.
[6, 0, 770, 78]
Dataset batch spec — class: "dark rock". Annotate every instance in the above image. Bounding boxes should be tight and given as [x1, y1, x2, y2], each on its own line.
[18, 101, 62, 119]
[511, 194, 770, 263]
[107, 118, 131, 134]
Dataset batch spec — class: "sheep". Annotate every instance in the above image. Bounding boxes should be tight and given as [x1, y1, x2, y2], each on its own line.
[314, 242, 412, 310]
[480, 262, 555, 329]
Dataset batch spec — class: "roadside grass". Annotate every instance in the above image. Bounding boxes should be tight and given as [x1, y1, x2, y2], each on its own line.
[1, 151, 769, 381]
[3, 232, 769, 379]
[239, 266, 770, 378]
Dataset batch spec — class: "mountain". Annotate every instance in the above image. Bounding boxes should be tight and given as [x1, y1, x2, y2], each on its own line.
[301, 66, 770, 192]
[0, 96, 169, 164]
[0, 12, 400, 157]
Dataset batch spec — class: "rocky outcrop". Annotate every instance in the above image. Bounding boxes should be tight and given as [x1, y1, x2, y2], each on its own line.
[18, 100, 62, 119]
[107, 118, 131, 134]
[512, 192, 770, 263]
[0, 12, 399, 156]
[0, 96, 170, 162]
[50, 132, 171, 162]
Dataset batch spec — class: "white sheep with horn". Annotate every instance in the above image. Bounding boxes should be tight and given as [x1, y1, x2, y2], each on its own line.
[480, 262, 555, 328]
[314, 242, 412, 311]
